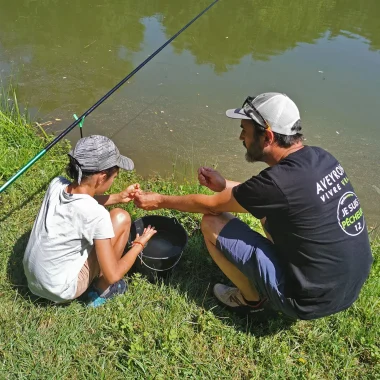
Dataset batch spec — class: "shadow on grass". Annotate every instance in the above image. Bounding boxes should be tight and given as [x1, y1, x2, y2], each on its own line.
[138, 230, 296, 337]
[8, 229, 296, 335]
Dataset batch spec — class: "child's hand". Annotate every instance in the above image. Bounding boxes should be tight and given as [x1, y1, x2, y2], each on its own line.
[119, 183, 141, 203]
[134, 225, 157, 246]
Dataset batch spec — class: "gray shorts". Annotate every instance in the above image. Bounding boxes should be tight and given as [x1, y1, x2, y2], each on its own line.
[216, 217, 298, 319]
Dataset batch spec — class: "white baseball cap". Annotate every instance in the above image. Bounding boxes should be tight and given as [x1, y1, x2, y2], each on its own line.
[226, 92, 301, 136]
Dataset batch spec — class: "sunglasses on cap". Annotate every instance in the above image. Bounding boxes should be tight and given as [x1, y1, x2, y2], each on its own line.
[242, 96, 271, 130]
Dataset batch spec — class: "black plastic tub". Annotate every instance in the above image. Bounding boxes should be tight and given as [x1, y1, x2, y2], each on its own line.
[129, 215, 188, 281]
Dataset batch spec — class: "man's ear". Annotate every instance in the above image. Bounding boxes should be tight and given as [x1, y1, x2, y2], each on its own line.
[264, 129, 275, 146]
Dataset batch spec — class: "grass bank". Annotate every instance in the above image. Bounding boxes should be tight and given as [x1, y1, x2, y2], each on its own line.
[0, 92, 379, 379]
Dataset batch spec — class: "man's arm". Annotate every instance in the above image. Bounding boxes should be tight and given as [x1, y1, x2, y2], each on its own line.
[225, 180, 241, 189]
[134, 186, 248, 214]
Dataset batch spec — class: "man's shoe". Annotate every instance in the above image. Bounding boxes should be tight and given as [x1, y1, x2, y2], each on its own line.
[213, 283, 277, 318]
[87, 279, 127, 308]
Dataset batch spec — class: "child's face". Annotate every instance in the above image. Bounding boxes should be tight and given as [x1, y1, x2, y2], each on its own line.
[96, 169, 119, 194]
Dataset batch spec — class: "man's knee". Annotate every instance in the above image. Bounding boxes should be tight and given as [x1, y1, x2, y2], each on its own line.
[201, 213, 234, 243]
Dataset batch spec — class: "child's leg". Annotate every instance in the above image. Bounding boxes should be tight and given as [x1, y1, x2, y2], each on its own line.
[74, 208, 131, 299]
[94, 208, 131, 292]
[75, 249, 100, 298]
[109, 208, 131, 259]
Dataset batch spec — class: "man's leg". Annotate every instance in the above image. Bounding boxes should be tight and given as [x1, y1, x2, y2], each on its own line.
[201, 213, 260, 302]
[260, 217, 274, 243]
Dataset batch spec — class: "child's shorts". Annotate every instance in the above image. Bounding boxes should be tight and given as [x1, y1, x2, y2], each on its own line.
[75, 249, 100, 298]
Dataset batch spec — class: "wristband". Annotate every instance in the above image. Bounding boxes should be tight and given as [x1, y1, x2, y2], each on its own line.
[132, 241, 145, 249]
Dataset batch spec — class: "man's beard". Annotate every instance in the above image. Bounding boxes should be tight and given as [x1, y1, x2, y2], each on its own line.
[244, 140, 265, 163]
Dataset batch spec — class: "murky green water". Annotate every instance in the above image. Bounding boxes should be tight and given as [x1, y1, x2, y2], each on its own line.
[1, 0, 379, 226]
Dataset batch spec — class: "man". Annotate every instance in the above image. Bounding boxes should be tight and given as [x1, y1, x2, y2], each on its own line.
[134, 92, 373, 320]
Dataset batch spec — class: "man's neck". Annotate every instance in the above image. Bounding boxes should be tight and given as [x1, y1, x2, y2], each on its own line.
[266, 143, 304, 166]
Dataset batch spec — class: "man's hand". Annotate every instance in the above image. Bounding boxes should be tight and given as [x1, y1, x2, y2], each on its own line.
[119, 183, 141, 203]
[134, 192, 163, 210]
[198, 167, 226, 192]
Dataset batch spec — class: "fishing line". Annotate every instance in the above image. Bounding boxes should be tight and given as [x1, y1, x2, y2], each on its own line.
[0, 0, 220, 194]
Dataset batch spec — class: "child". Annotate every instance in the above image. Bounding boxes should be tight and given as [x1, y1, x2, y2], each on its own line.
[23, 135, 156, 305]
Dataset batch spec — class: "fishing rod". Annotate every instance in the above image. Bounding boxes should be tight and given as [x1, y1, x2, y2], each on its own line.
[0, 0, 220, 194]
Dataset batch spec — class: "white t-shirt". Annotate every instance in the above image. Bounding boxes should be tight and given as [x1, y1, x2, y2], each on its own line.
[23, 177, 115, 302]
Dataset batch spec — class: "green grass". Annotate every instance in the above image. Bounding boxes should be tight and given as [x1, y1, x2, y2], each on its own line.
[0, 92, 379, 379]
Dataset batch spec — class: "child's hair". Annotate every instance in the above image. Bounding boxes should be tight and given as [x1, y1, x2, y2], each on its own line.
[66, 156, 119, 183]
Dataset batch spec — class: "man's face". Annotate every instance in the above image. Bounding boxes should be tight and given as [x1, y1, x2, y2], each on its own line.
[239, 119, 265, 163]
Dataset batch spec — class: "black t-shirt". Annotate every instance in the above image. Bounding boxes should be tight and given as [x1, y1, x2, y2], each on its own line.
[232, 146, 373, 320]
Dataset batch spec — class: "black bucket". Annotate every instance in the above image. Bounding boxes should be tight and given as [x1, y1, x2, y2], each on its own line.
[129, 215, 188, 281]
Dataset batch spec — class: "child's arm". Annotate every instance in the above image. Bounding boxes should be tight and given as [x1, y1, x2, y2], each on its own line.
[95, 183, 141, 206]
[94, 226, 156, 284]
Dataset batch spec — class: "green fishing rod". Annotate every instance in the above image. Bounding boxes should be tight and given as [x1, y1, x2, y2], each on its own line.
[0, 0, 219, 194]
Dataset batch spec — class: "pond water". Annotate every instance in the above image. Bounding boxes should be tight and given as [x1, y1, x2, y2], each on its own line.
[1, 0, 379, 226]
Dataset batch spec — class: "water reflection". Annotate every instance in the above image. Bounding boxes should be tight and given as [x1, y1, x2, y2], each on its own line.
[0, 0, 379, 90]
[161, 0, 380, 72]
[0, 0, 147, 110]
